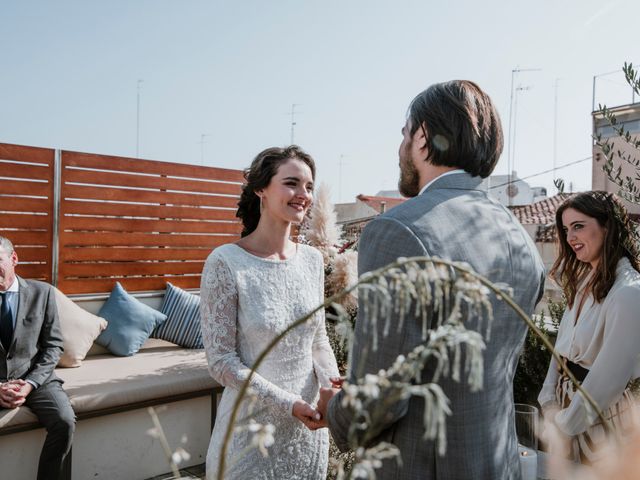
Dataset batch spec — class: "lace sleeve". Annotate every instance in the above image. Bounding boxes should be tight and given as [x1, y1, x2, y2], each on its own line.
[312, 255, 340, 387]
[200, 251, 301, 416]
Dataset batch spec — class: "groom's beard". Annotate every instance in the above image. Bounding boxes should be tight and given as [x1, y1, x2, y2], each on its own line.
[398, 155, 420, 198]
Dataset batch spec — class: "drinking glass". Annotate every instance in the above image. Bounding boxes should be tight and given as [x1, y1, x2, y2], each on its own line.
[515, 403, 539, 480]
[515, 403, 539, 450]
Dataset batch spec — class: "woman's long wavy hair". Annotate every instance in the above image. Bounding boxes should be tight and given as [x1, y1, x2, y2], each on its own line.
[236, 145, 316, 237]
[550, 191, 640, 307]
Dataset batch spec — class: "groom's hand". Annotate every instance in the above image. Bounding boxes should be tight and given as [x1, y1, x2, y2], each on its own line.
[316, 387, 339, 428]
[292, 399, 324, 430]
[330, 376, 345, 389]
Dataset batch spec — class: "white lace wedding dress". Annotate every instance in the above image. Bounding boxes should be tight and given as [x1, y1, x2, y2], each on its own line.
[200, 243, 339, 480]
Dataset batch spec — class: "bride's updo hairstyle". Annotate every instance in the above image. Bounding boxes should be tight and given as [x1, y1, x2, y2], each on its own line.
[236, 145, 316, 237]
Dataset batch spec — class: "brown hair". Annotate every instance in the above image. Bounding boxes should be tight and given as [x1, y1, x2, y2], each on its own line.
[408, 80, 503, 178]
[550, 191, 640, 307]
[236, 145, 316, 237]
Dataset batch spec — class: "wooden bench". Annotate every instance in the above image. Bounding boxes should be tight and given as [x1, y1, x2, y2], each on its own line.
[0, 293, 222, 480]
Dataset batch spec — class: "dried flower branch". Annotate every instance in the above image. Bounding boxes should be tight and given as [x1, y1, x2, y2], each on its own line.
[232, 420, 276, 458]
[349, 443, 402, 479]
[216, 256, 612, 479]
[147, 406, 190, 479]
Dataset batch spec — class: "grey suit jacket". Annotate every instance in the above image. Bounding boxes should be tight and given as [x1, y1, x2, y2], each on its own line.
[0, 277, 62, 387]
[327, 173, 545, 480]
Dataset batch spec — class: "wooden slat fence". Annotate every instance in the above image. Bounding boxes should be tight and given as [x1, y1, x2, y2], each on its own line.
[58, 150, 244, 294]
[0, 142, 245, 294]
[0, 144, 55, 282]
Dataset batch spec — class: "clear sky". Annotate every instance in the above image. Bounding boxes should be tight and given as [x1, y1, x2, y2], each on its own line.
[1, 1, 638, 203]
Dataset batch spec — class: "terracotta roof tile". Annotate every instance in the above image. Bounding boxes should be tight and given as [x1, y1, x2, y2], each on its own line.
[508, 193, 575, 243]
[508, 194, 573, 225]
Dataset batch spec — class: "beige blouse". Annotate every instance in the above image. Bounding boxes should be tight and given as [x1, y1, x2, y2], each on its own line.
[538, 257, 640, 436]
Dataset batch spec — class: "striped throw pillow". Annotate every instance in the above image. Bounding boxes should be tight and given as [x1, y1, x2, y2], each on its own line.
[152, 282, 203, 348]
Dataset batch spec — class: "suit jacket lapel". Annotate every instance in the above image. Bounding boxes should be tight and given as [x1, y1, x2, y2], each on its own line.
[10, 276, 30, 352]
[0, 296, 6, 353]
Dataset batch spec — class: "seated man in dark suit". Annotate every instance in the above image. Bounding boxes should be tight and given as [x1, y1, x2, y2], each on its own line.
[0, 235, 75, 480]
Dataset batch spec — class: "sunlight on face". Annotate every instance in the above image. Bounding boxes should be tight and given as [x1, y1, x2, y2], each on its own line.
[561, 208, 606, 268]
[260, 158, 314, 225]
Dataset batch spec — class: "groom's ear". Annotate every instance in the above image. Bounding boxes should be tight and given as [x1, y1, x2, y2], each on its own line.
[418, 122, 429, 150]
[415, 122, 430, 163]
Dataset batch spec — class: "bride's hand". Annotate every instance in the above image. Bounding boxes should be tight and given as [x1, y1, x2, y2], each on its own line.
[292, 399, 324, 430]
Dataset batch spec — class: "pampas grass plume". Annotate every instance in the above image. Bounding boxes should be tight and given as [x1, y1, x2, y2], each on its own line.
[304, 183, 342, 263]
[327, 250, 358, 310]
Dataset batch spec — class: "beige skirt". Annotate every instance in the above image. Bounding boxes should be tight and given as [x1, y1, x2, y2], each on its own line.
[556, 375, 637, 464]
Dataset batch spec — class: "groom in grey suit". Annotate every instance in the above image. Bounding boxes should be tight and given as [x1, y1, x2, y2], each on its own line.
[0, 235, 75, 480]
[318, 81, 545, 479]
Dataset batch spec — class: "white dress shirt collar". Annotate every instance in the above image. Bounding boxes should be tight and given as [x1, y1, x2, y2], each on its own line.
[5, 276, 19, 293]
[418, 168, 465, 195]
[418, 169, 466, 196]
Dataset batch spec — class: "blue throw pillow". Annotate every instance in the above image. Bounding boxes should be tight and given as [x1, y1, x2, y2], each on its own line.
[151, 282, 203, 349]
[96, 282, 167, 356]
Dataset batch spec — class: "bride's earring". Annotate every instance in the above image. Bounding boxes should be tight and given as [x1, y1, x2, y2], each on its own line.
[258, 195, 264, 212]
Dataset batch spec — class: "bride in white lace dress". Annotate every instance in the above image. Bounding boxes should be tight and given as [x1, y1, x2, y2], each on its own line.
[200, 146, 339, 480]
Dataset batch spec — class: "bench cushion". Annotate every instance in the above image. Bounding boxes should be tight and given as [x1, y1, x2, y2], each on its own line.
[0, 340, 219, 431]
[55, 288, 108, 368]
[0, 406, 38, 430]
[96, 282, 167, 356]
[151, 283, 203, 349]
